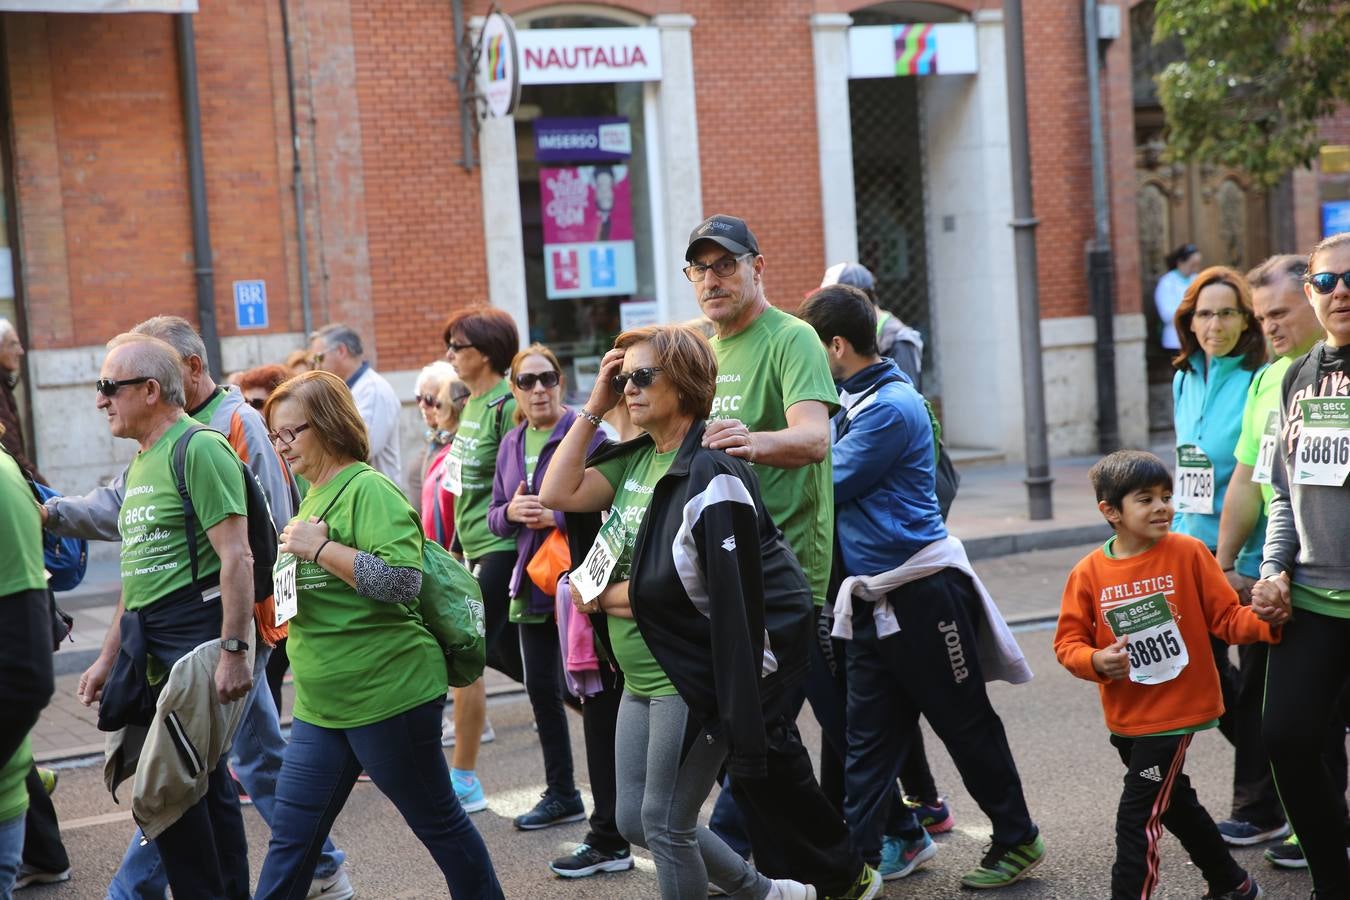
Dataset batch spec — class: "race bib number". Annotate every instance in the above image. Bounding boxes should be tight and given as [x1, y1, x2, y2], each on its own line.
[1175, 444, 1215, 514]
[442, 449, 464, 497]
[273, 553, 298, 627]
[1252, 410, 1279, 486]
[1106, 592, 1188, 685]
[569, 513, 628, 605]
[1293, 397, 1350, 487]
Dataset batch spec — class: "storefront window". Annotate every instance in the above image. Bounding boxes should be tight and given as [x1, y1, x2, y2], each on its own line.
[515, 16, 658, 399]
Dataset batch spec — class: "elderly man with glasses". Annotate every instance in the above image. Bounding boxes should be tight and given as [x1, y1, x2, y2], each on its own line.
[308, 323, 403, 489]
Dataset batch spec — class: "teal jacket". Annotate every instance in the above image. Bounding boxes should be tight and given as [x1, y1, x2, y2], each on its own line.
[1171, 351, 1266, 572]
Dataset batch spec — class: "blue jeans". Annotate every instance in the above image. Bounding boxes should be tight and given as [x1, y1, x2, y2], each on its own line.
[108, 646, 345, 900]
[254, 699, 501, 900]
[0, 813, 24, 898]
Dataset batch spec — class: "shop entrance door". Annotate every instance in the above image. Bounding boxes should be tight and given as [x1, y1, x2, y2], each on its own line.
[849, 75, 934, 391]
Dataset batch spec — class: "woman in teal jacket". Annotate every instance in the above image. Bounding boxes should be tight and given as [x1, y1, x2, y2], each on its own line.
[1171, 265, 1267, 557]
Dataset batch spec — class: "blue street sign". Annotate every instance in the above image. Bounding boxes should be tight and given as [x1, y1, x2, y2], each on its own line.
[234, 280, 268, 329]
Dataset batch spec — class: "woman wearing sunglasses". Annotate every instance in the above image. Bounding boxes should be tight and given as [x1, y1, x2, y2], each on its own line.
[254, 370, 502, 899]
[485, 345, 620, 847]
[412, 361, 458, 488]
[440, 307, 524, 809]
[1251, 232, 1350, 898]
[541, 324, 860, 900]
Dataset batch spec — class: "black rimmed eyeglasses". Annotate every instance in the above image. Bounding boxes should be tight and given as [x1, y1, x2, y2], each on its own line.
[611, 367, 663, 394]
[95, 377, 151, 397]
[267, 423, 310, 445]
[683, 253, 751, 283]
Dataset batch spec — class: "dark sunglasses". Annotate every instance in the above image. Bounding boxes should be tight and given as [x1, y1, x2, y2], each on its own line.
[446, 341, 475, 353]
[415, 393, 442, 408]
[267, 423, 310, 445]
[514, 370, 560, 391]
[246, 398, 267, 410]
[95, 376, 151, 397]
[611, 366, 663, 394]
[1308, 270, 1350, 295]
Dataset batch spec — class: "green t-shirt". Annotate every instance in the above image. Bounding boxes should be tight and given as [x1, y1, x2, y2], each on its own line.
[280, 463, 448, 728]
[1234, 356, 1291, 512]
[449, 380, 516, 560]
[119, 418, 248, 611]
[596, 444, 679, 698]
[0, 450, 46, 596]
[523, 425, 551, 492]
[711, 306, 838, 605]
[0, 735, 31, 825]
[1291, 581, 1350, 619]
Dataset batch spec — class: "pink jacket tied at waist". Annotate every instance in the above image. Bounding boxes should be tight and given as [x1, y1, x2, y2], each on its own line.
[555, 575, 605, 699]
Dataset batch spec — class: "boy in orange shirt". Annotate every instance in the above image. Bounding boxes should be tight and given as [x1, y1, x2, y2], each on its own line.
[1055, 451, 1287, 900]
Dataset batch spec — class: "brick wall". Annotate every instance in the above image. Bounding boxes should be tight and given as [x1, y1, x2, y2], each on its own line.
[349, 0, 487, 371]
[685, 0, 825, 310]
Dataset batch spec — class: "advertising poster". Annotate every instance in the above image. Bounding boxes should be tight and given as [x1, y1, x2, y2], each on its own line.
[536, 116, 638, 300]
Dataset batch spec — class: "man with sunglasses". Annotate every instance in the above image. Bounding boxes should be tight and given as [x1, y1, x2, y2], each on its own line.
[41, 317, 354, 900]
[684, 215, 853, 883]
[71, 334, 255, 899]
[308, 323, 403, 489]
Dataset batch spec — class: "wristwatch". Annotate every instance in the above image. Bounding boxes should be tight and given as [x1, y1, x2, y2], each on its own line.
[220, 638, 250, 654]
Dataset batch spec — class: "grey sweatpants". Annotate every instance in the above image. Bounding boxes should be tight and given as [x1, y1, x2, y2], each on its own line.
[615, 691, 771, 900]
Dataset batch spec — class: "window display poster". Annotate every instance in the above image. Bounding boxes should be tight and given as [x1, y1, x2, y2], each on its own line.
[541, 165, 636, 298]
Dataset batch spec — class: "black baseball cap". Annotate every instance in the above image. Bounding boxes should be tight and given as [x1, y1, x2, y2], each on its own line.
[685, 214, 760, 261]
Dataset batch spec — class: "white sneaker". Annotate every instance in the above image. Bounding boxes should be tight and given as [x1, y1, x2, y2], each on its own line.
[441, 715, 496, 748]
[306, 866, 355, 899]
[765, 879, 816, 900]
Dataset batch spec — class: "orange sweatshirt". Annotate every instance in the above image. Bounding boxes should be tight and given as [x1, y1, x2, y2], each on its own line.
[1054, 532, 1279, 737]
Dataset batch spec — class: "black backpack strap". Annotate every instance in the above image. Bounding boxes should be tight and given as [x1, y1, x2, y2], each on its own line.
[488, 393, 511, 439]
[170, 425, 212, 593]
[316, 466, 368, 524]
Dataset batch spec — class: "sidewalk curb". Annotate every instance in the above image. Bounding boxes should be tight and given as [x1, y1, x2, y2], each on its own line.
[962, 523, 1109, 561]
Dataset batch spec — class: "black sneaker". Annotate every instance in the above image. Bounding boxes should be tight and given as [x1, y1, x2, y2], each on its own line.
[514, 791, 586, 831]
[1202, 873, 1261, 899]
[548, 843, 635, 878]
[1264, 834, 1307, 869]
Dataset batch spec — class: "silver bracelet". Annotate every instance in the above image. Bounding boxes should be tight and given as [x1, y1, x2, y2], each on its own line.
[577, 409, 604, 428]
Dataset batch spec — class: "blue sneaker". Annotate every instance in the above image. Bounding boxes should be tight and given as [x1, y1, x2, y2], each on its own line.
[1216, 818, 1290, 847]
[453, 772, 488, 813]
[879, 831, 937, 881]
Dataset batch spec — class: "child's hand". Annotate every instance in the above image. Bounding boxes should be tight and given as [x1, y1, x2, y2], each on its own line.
[1251, 572, 1292, 625]
[1092, 634, 1131, 681]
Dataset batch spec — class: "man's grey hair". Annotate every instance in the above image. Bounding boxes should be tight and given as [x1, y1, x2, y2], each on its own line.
[1247, 254, 1308, 291]
[0, 318, 14, 341]
[106, 333, 186, 408]
[312, 323, 364, 357]
[416, 360, 456, 393]
[132, 315, 210, 368]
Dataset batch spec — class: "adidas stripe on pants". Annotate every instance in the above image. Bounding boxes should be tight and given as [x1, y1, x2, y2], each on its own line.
[1108, 732, 1246, 900]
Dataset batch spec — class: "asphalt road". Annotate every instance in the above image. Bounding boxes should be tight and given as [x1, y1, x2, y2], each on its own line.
[24, 545, 1334, 899]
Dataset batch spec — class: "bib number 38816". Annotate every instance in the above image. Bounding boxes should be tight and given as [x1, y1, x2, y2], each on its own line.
[1105, 592, 1188, 685]
[1294, 397, 1350, 487]
[1175, 444, 1215, 515]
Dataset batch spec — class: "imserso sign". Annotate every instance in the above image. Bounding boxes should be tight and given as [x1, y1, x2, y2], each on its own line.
[518, 28, 663, 85]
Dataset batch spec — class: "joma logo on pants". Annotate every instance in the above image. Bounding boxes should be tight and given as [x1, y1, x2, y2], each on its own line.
[938, 620, 970, 683]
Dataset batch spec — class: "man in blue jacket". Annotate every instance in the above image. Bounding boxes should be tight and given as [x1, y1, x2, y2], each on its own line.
[799, 285, 1045, 891]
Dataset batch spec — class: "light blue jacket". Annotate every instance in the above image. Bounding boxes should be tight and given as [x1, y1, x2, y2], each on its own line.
[1171, 351, 1266, 571]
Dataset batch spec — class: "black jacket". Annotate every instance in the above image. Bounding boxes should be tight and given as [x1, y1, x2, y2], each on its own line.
[565, 421, 813, 779]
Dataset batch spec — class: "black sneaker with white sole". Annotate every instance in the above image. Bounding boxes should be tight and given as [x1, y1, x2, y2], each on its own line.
[549, 843, 635, 878]
[514, 791, 586, 830]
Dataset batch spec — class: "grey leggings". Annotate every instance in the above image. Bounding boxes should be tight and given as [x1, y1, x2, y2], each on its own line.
[615, 691, 771, 900]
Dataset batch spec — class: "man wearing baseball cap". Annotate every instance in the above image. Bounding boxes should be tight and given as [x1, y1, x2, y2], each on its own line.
[684, 215, 878, 898]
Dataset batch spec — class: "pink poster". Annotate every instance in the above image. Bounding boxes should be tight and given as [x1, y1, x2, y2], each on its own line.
[540, 166, 633, 243]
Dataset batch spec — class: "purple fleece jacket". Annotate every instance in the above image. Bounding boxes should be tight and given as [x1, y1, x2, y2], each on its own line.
[488, 406, 606, 615]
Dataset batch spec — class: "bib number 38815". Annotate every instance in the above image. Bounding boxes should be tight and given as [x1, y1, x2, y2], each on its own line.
[1105, 592, 1188, 685]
